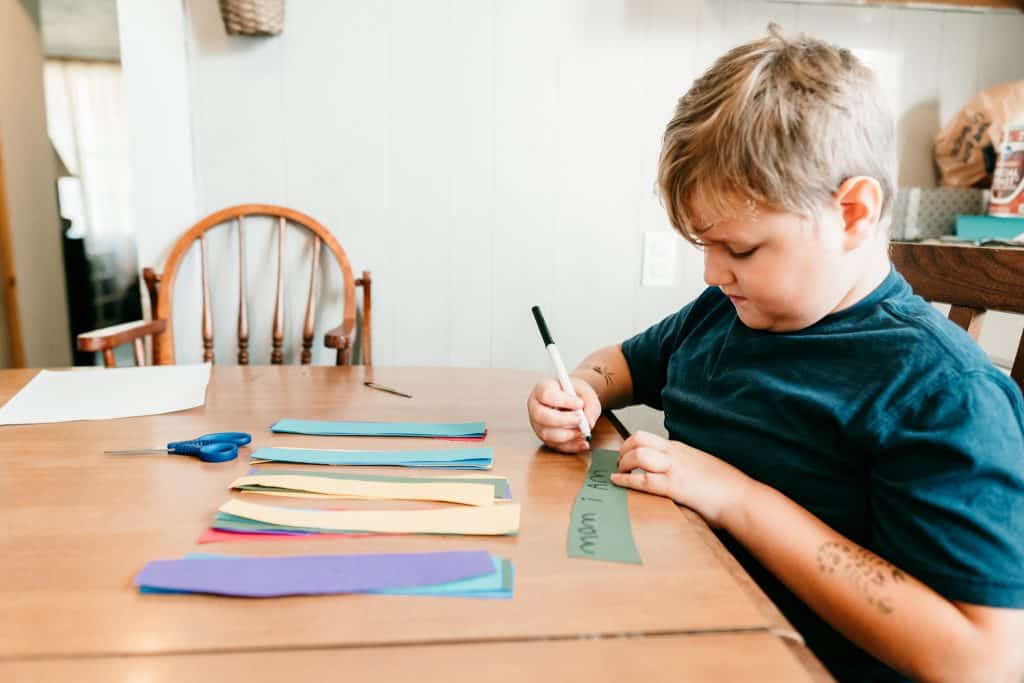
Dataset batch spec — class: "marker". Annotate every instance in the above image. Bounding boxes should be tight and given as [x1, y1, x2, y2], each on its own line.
[531, 305, 592, 442]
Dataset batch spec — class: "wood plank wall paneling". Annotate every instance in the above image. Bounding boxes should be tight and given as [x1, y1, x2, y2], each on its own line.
[122, 0, 1024, 375]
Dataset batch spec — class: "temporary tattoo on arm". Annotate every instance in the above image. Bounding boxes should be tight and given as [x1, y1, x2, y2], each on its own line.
[587, 365, 615, 387]
[816, 541, 904, 615]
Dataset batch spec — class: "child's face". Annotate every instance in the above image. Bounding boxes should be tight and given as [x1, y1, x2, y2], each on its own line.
[691, 196, 858, 332]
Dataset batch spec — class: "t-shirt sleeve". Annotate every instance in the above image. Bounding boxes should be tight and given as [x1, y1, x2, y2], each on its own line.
[620, 303, 693, 410]
[869, 370, 1024, 607]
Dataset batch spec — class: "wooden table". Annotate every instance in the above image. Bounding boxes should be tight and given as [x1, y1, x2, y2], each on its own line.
[0, 366, 830, 681]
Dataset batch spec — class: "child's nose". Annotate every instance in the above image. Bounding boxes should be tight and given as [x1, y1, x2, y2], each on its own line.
[703, 248, 734, 286]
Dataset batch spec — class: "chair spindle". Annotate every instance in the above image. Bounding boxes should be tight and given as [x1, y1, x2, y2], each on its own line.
[272, 217, 285, 364]
[1014, 337, 1024, 391]
[301, 237, 321, 365]
[947, 305, 986, 341]
[133, 338, 145, 366]
[237, 217, 249, 365]
[360, 270, 372, 366]
[200, 235, 214, 362]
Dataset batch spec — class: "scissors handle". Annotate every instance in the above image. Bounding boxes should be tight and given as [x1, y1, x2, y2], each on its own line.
[167, 432, 252, 463]
[198, 432, 252, 446]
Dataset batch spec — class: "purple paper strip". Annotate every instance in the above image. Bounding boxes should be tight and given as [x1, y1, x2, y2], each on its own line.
[134, 550, 495, 598]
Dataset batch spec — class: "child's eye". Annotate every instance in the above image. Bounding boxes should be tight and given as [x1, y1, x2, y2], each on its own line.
[729, 247, 758, 258]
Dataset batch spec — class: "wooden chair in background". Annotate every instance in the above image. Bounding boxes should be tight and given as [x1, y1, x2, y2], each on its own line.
[890, 241, 1024, 392]
[77, 204, 371, 367]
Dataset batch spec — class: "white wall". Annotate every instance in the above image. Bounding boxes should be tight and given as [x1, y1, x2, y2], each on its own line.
[0, 0, 72, 368]
[118, 0, 1024, 429]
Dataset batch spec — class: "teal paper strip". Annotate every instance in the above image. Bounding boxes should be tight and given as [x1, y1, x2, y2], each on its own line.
[567, 449, 642, 564]
[141, 553, 513, 599]
[272, 419, 486, 438]
[240, 470, 510, 498]
[251, 447, 492, 470]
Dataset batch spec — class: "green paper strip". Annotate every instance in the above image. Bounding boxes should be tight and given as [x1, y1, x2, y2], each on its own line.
[250, 446, 492, 469]
[567, 449, 641, 564]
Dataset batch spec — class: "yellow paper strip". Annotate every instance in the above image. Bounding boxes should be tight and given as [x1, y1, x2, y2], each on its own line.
[220, 499, 521, 536]
[229, 474, 494, 507]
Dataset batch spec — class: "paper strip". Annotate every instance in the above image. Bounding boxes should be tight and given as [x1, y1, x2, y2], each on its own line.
[221, 499, 520, 536]
[211, 513, 392, 536]
[272, 419, 486, 438]
[249, 469, 511, 498]
[250, 446, 492, 470]
[142, 554, 514, 599]
[134, 550, 496, 597]
[230, 474, 495, 507]
[237, 470, 510, 499]
[197, 528, 371, 544]
[567, 449, 642, 564]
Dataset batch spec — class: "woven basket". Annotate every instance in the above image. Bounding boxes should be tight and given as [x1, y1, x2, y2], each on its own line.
[219, 0, 284, 36]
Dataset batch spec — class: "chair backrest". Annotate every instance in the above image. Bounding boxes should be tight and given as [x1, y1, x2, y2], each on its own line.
[148, 204, 367, 366]
[890, 241, 1024, 392]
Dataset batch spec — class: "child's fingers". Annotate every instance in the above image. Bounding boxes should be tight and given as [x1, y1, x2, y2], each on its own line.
[617, 446, 672, 474]
[581, 397, 602, 427]
[556, 438, 590, 454]
[622, 430, 666, 451]
[539, 426, 583, 445]
[529, 401, 588, 430]
[536, 381, 584, 411]
[611, 469, 672, 497]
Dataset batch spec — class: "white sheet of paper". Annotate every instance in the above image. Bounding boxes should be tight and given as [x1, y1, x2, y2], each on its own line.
[0, 364, 212, 425]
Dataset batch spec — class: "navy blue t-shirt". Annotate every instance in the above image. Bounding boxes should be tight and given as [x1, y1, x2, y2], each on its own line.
[621, 268, 1024, 682]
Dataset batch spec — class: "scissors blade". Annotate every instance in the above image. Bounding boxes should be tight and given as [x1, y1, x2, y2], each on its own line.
[104, 449, 172, 455]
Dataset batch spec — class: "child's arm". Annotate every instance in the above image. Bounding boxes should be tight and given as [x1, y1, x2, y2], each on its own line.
[612, 431, 1024, 683]
[527, 344, 633, 453]
[570, 344, 634, 410]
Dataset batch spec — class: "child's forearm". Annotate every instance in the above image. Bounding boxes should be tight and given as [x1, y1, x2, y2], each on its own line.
[570, 344, 634, 410]
[724, 481, 1022, 683]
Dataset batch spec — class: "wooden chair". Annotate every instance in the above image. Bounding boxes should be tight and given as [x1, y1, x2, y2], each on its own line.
[77, 204, 371, 367]
[890, 241, 1024, 392]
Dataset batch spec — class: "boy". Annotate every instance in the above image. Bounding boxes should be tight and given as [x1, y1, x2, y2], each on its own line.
[527, 28, 1024, 683]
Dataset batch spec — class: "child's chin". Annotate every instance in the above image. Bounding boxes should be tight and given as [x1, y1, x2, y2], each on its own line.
[735, 308, 775, 331]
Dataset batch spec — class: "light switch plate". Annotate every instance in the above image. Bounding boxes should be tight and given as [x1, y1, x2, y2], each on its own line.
[642, 231, 677, 287]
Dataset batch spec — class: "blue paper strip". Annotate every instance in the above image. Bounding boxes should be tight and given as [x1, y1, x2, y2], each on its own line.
[251, 446, 493, 470]
[272, 419, 486, 438]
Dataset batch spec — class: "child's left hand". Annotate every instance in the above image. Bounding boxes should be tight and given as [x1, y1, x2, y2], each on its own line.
[611, 430, 755, 529]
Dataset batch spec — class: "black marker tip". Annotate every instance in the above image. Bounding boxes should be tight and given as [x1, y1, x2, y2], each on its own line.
[531, 305, 554, 346]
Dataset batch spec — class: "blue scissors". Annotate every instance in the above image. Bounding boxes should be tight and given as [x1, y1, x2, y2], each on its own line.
[105, 432, 252, 463]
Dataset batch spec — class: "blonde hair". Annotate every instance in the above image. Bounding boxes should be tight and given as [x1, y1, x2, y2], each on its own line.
[658, 25, 896, 241]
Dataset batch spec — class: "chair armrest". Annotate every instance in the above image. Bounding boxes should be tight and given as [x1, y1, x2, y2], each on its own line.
[77, 319, 167, 352]
[323, 318, 356, 350]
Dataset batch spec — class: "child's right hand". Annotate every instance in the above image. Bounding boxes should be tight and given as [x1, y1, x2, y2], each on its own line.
[527, 377, 601, 453]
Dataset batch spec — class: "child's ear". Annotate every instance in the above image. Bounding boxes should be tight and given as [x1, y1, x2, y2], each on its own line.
[833, 176, 883, 251]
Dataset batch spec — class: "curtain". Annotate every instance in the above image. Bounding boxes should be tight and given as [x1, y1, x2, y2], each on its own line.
[43, 59, 137, 331]
[44, 59, 133, 247]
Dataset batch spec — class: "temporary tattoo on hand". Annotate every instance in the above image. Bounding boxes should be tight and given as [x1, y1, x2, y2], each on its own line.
[588, 365, 615, 387]
[816, 542, 902, 615]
